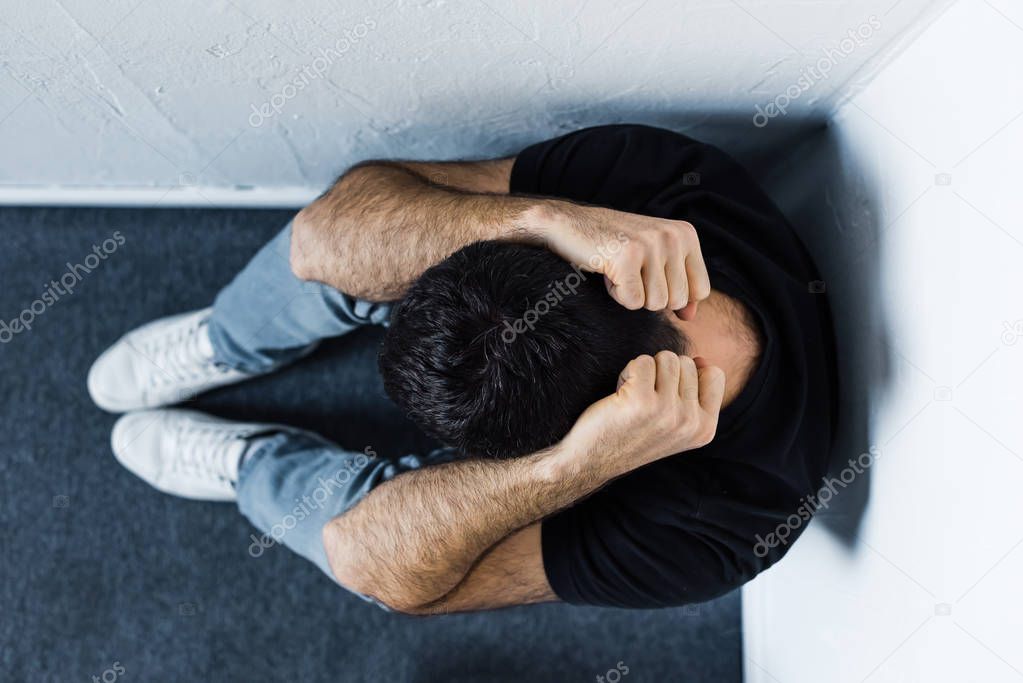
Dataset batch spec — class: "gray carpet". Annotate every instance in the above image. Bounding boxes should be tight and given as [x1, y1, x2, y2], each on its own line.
[0, 206, 742, 682]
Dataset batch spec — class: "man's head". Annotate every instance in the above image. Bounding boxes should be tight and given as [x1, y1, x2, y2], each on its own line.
[379, 241, 687, 458]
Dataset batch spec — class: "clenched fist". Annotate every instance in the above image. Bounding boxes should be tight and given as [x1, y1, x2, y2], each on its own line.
[562, 351, 726, 479]
[536, 203, 712, 318]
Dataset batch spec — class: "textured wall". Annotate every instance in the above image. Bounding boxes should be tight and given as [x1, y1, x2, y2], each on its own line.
[0, 0, 943, 203]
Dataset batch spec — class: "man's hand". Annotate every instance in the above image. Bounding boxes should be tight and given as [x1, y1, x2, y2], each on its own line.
[531, 203, 711, 317]
[560, 351, 726, 480]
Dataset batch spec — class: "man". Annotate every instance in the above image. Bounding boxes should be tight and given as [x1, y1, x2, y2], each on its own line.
[89, 124, 836, 613]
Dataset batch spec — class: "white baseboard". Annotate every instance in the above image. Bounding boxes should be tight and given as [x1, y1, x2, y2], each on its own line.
[0, 185, 319, 208]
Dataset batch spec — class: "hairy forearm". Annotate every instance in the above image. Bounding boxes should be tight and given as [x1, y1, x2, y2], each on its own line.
[409, 524, 554, 615]
[323, 443, 611, 611]
[291, 161, 554, 300]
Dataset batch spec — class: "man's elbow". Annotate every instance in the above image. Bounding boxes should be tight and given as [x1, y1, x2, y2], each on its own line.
[290, 162, 383, 282]
[321, 519, 371, 592]
[321, 520, 432, 614]
[289, 208, 322, 282]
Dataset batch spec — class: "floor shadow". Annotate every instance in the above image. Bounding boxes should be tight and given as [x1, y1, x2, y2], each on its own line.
[760, 123, 894, 547]
[354, 98, 828, 185]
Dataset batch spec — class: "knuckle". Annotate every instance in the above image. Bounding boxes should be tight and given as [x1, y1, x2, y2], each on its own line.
[629, 355, 655, 376]
[669, 287, 688, 309]
[635, 354, 656, 368]
[637, 235, 661, 257]
[617, 284, 642, 302]
[661, 226, 682, 250]
[646, 295, 667, 311]
[622, 241, 644, 262]
[622, 286, 643, 303]
[618, 284, 644, 309]
[656, 351, 680, 372]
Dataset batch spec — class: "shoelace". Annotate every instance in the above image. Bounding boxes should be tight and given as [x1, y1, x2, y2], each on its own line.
[170, 420, 246, 482]
[144, 318, 230, 388]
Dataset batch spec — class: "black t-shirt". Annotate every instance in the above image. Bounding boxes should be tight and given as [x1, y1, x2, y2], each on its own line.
[510, 124, 838, 608]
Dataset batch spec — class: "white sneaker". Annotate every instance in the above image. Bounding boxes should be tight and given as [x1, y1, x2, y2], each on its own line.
[88, 308, 256, 413]
[111, 409, 284, 502]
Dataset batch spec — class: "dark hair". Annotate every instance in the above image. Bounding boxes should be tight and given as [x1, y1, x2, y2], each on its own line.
[379, 241, 686, 459]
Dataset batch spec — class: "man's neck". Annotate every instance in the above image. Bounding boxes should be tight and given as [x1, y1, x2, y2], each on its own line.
[672, 290, 763, 407]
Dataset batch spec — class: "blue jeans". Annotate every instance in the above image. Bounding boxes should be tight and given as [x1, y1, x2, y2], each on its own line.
[207, 223, 454, 589]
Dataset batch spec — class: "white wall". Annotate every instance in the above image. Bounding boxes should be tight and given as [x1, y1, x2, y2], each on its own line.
[0, 0, 944, 205]
[744, 0, 1023, 680]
